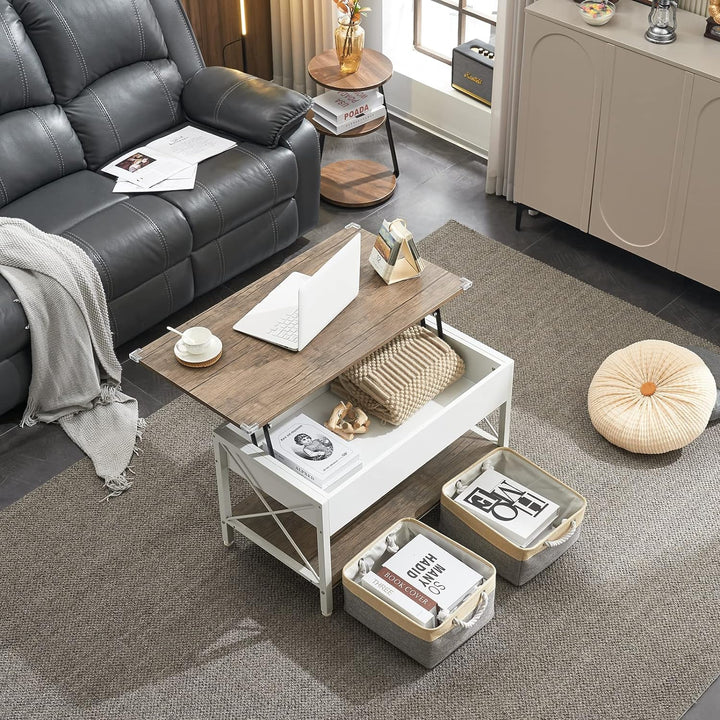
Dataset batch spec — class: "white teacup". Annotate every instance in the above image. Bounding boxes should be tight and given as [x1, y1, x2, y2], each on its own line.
[180, 326, 213, 356]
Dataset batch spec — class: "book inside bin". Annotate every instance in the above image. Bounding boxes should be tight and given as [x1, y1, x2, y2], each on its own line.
[440, 448, 587, 586]
[342, 518, 496, 669]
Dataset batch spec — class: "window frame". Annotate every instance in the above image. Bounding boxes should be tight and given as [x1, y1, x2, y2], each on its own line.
[413, 0, 497, 65]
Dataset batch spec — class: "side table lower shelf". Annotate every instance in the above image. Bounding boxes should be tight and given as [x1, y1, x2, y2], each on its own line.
[221, 431, 495, 601]
[320, 159, 397, 208]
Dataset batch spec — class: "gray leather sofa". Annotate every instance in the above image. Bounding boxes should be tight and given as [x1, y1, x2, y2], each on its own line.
[0, 0, 320, 415]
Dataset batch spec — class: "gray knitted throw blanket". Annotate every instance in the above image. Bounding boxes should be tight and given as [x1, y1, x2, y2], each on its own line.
[0, 218, 144, 498]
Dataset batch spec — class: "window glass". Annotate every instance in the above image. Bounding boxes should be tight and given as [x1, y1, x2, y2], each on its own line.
[415, 0, 498, 64]
[464, 15, 495, 45]
[418, 0, 459, 60]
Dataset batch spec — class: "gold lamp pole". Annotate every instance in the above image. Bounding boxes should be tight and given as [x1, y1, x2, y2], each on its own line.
[239, 0, 248, 71]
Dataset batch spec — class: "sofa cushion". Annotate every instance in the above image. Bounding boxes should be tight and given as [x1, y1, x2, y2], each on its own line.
[0, 105, 86, 208]
[158, 138, 299, 250]
[13, 0, 169, 104]
[0, 170, 121, 233]
[60, 194, 193, 301]
[64, 60, 183, 169]
[0, 0, 53, 115]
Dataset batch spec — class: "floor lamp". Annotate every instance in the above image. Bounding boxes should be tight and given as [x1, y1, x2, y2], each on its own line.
[222, 0, 248, 71]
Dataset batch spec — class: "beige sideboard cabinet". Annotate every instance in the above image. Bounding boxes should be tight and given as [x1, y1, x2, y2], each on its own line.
[514, 0, 720, 291]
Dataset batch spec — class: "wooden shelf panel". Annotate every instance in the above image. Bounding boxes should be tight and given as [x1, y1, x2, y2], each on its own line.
[320, 160, 396, 208]
[230, 432, 494, 585]
[308, 49, 393, 91]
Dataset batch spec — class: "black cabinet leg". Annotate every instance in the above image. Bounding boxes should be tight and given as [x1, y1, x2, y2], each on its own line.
[515, 203, 524, 231]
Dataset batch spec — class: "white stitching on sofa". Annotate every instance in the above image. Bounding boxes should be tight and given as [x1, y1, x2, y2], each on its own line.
[233, 146, 278, 204]
[215, 238, 226, 284]
[268, 207, 278, 252]
[213, 79, 247, 123]
[121, 201, 171, 270]
[121, 202, 174, 310]
[28, 108, 65, 176]
[46, 0, 89, 86]
[160, 269, 174, 314]
[144, 60, 179, 124]
[0, 13, 29, 108]
[86, 88, 122, 154]
[129, 0, 146, 59]
[63, 229, 115, 300]
[195, 180, 225, 237]
[169, 0, 203, 69]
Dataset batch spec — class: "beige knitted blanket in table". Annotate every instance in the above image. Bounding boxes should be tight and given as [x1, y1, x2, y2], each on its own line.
[0, 218, 143, 498]
[331, 325, 466, 425]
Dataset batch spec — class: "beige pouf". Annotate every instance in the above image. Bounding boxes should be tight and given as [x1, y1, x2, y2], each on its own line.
[588, 339, 716, 454]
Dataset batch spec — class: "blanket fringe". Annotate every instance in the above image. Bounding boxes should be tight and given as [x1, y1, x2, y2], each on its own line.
[136, 417, 147, 441]
[99, 383, 118, 404]
[98, 417, 147, 502]
[99, 471, 134, 503]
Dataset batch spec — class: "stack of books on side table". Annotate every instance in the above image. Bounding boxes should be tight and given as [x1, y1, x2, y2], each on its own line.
[360, 534, 484, 628]
[311, 89, 386, 135]
[270, 414, 361, 490]
[455, 467, 559, 547]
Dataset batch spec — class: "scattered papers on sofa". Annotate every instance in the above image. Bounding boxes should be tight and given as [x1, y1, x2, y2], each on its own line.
[103, 127, 236, 193]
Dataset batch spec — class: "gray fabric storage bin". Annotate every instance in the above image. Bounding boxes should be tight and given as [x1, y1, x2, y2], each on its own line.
[440, 447, 587, 586]
[342, 518, 496, 669]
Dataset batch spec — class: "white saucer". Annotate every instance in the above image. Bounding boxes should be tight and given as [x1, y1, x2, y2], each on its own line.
[174, 335, 222, 364]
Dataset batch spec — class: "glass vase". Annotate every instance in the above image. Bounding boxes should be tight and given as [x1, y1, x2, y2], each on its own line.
[335, 19, 365, 74]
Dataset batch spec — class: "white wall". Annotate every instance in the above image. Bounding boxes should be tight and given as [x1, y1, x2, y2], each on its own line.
[362, 0, 491, 157]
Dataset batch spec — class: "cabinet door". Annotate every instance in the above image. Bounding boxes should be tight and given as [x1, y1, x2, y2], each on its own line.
[514, 16, 604, 231]
[589, 47, 692, 267]
[673, 75, 720, 292]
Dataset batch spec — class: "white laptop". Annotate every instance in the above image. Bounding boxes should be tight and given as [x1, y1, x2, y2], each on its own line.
[233, 233, 361, 351]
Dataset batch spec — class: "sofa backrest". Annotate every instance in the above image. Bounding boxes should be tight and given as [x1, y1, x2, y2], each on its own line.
[12, 0, 191, 170]
[0, 0, 206, 207]
[0, 0, 86, 208]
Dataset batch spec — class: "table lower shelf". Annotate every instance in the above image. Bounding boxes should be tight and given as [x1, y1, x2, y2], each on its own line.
[320, 159, 396, 207]
[230, 431, 495, 585]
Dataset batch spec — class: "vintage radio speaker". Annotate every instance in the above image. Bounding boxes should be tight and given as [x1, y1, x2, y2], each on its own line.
[451, 39, 495, 106]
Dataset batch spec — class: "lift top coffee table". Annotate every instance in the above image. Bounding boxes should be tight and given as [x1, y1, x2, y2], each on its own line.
[136, 224, 514, 615]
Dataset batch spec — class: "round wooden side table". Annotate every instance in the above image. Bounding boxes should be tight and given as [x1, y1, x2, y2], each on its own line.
[307, 48, 399, 208]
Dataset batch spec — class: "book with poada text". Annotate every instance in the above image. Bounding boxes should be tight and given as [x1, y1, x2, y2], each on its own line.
[382, 534, 483, 614]
[312, 105, 386, 135]
[312, 89, 383, 121]
[455, 467, 559, 547]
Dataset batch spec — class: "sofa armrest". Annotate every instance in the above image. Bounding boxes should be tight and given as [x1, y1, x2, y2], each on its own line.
[182, 67, 312, 148]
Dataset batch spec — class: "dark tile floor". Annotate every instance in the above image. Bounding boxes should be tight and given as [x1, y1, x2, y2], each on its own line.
[1, 117, 718, 717]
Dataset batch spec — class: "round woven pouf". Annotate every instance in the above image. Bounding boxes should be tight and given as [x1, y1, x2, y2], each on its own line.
[588, 339, 716, 454]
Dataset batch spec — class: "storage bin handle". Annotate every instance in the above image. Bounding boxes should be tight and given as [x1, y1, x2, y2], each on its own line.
[357, 533, 401, 578]
[452, 591, 488, 630]
[544, 520, 577, 548]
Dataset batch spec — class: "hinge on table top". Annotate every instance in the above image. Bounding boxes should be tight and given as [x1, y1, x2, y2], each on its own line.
[239, 422, 261, 437]
[460, 277, 473, 291]
[129, 348, 143, 363]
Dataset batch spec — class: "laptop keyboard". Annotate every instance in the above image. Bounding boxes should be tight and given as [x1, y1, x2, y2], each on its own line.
[268, 308, 298, 342]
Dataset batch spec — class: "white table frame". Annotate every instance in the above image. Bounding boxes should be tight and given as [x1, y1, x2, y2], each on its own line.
[212, 317, 514, 616]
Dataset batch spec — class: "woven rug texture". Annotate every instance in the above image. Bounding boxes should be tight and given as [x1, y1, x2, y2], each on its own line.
[1, 220, 718, 720]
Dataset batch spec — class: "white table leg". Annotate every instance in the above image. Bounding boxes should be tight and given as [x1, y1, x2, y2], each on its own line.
[213, 435, 234, 547]
[497, 396, 512, 447]
[316, 503, 333, 616]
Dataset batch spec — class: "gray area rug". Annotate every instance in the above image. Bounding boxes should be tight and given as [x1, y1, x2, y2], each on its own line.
[1, 221, 718, 720]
